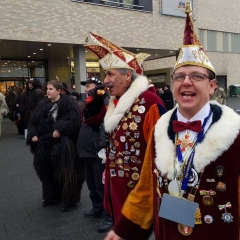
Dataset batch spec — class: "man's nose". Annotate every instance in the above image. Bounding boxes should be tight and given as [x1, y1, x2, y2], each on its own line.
[103, 76, 109, 84]
[182, 75, 192, 85]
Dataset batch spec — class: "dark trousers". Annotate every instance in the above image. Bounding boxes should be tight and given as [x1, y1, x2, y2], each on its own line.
[81, 157, 105, 215]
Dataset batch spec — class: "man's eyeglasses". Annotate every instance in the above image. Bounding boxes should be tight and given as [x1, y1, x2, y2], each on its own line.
[171, 73, 210, 82]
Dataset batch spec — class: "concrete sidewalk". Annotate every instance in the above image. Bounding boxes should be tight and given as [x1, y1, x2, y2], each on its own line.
[0, 119, 107, 240]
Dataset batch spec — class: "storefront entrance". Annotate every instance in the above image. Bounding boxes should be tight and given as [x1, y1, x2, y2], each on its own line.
[0, 59, 47, 94]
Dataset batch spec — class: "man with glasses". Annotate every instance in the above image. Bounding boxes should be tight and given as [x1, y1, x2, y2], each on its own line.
[105, 2, 240, 240]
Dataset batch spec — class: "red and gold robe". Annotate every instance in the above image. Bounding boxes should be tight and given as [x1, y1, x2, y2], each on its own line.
[103, 75, 165, 222]
[115, 102, 240, 240]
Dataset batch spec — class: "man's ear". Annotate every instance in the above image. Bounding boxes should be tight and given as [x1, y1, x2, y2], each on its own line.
[209, 79, 217, 95]
[126, 70, 132, 82]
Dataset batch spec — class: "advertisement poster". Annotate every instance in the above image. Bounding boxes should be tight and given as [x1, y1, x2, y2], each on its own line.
[161, 0, 193, 18]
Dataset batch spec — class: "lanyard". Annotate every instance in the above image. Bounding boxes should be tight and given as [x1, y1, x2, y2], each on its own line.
[176, 109, 212, 191]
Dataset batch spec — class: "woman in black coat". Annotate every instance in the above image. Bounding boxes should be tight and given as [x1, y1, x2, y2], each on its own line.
[27, 80, 84, 211]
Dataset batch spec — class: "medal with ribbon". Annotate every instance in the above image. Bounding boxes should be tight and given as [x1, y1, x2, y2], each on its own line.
[199, 189, 216, 206]
[218, 202, 233, 223]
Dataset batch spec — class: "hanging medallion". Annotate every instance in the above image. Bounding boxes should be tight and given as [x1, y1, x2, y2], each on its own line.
[177, 131, 193, 152]
[219, 202, 233, 223]
[177, 224, 193, 236]
[200, 190, 216, 206]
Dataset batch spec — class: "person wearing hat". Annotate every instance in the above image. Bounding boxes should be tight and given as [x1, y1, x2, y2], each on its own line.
[77, 77, 112, 232]
[61, 82, 70, 95]
[105, 2, 240, 240]
[85, 32, 166, 230]
[23, 78, 45, 139]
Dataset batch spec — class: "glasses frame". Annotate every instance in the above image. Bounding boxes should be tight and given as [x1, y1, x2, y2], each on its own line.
[171, 73, 210, 82]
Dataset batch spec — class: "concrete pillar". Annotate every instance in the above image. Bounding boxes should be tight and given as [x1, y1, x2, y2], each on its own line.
[73, 45, 86, 99]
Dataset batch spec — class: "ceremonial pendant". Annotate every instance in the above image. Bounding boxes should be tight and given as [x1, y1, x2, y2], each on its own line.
[177, 224, 193, 236]
[177, 131, 193, 152]
[222, 213, 233, 223]
[219, 202, 233, 223]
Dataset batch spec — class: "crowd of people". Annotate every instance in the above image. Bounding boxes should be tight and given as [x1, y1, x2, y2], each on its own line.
[1, 1, 239, 239]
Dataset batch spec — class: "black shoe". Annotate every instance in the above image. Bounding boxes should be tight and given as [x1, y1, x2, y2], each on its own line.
[84, 210, 104, 218]
[98, 221, 113, 233]
[42, 200, 58, 207]
[62, 203, 77, 212]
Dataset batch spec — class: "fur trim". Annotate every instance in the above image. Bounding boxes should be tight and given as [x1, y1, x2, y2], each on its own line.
[104, 75, 149, 133]
[154, 102, 240, 179]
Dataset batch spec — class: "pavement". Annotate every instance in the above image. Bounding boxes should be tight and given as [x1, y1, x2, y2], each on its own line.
[0, 97, 240, 240]
[0, 120, 108, 240]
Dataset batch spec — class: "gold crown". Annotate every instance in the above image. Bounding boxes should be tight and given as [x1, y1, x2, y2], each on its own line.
[174, 1, 215, 74]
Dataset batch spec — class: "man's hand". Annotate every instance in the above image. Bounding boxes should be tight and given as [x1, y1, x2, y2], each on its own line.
[104, 230, 121, 240]
[32, 136, 39, 142]
[53, 130, 60, 138]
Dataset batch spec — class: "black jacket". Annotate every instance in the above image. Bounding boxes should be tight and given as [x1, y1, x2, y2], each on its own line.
[77, 97, 108, 158]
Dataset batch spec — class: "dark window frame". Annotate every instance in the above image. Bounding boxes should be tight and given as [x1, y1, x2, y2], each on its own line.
[72, 0, 152, 12]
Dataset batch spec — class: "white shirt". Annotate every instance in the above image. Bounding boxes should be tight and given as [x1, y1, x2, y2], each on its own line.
[176, 102, 213, 161]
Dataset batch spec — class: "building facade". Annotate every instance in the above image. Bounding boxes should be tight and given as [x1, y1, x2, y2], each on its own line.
[0, 0, 239, 95]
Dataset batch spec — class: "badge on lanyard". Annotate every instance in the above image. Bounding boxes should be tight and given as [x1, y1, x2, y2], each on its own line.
[159, 193, 199, 228]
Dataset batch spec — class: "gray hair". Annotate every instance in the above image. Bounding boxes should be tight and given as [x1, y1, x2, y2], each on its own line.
[117, 69, 138, 81]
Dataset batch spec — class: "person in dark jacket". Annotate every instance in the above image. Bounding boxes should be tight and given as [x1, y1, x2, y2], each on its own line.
[23, 78, 45, 138]
[162, 84, 174, 111]
[77, 77, 112, 233]
[27, 79, 84, 212]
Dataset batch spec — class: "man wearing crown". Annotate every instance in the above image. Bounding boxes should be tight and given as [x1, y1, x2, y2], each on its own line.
[84, 32, 166, 231]
[105, 2, 240, 240]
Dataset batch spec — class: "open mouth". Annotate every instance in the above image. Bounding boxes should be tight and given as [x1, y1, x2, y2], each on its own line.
[181, 92, 195, 99]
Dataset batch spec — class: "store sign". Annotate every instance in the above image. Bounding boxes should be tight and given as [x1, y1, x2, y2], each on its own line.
[71, 61, 100, 68]
[148, 75, 165, 83]
[0, 66, 28, 77]
[161, 0, 193, 18]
